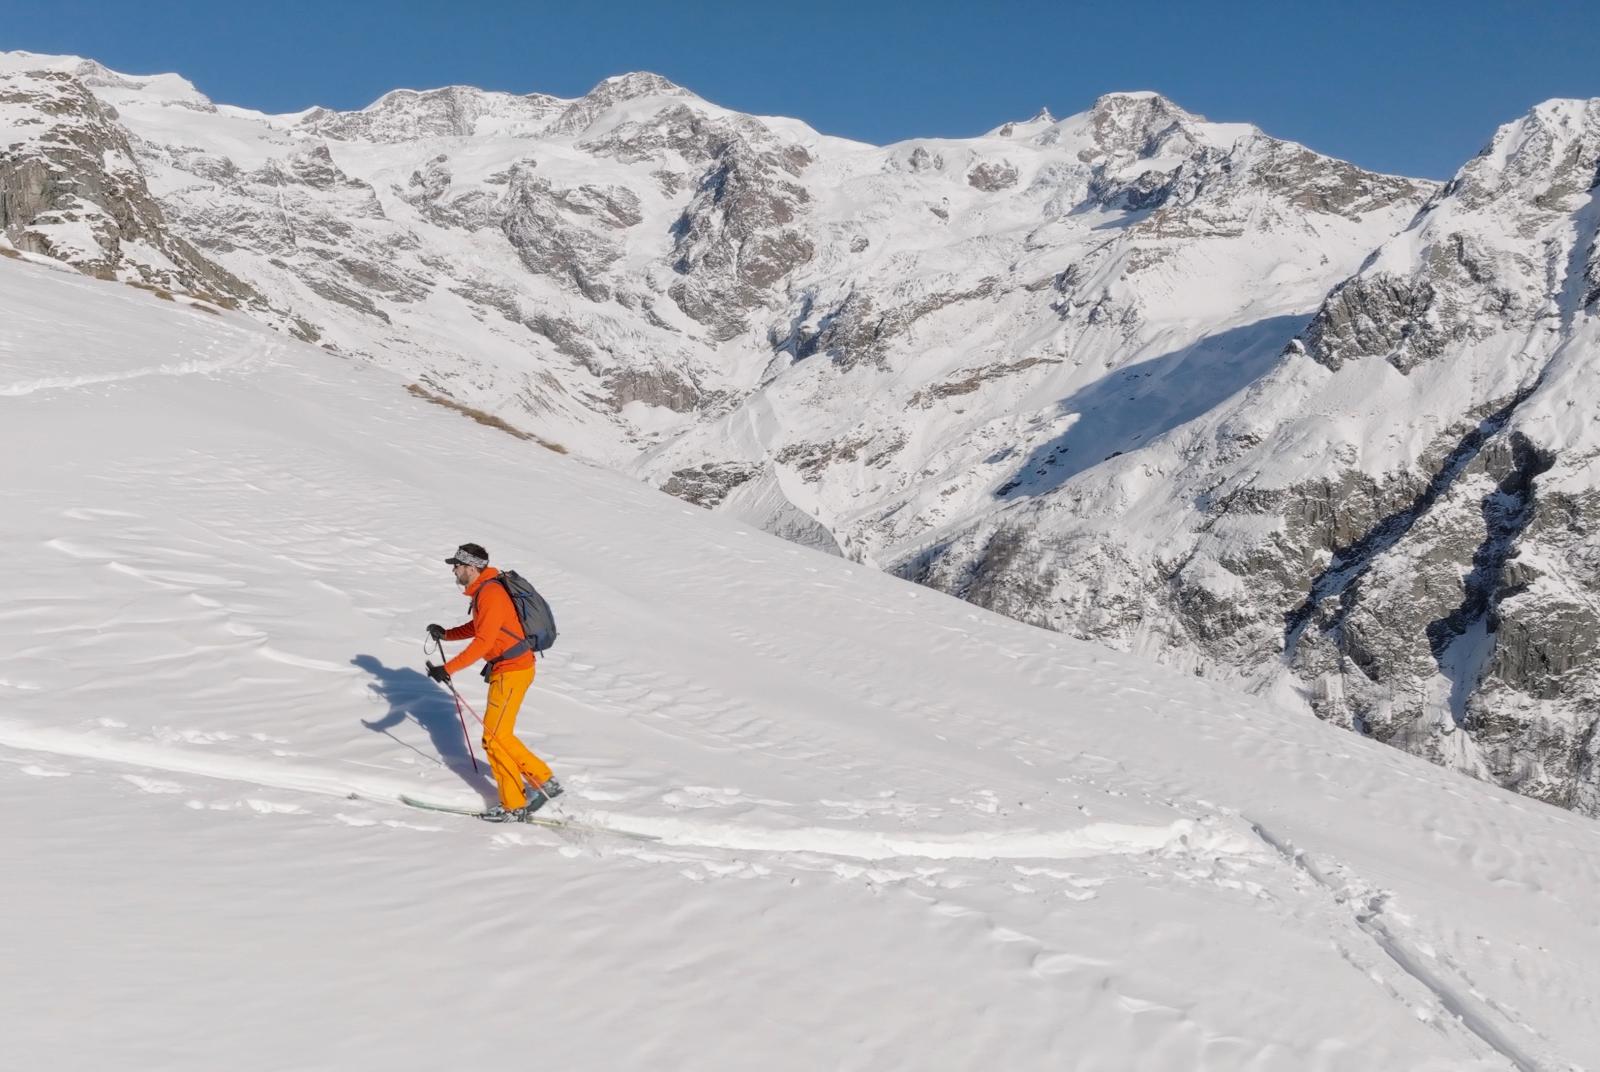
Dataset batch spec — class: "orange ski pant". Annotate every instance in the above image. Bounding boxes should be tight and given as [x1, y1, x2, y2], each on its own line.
[482, 665, 553, 810]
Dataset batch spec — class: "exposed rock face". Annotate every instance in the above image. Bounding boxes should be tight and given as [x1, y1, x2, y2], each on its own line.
[910, 357, 1063, 407]
[155, 132, 421, 330]
[603, 365, 704, 413]
[660, 462, 761, 507]
[1585, 232, 1600, 308]
[1276, 420, 1592, 810]
[1299, 228, 1531, 375]
[0, 69, 256, 303]
[668, 138, 816, 340]
[1246, 140, 1426, 218]
[500, 165, 632, 302]
[579, 102, 730, 164]
[1297, 274, 1442, 373]
[1077, 92, 1199, 164]
[968, 161, 1019, 191]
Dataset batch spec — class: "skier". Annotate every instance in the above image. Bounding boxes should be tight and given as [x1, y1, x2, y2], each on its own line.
[427, 543, 564, 822]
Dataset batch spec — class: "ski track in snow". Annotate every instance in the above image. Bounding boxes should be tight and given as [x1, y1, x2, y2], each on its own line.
[0, 718, 1250, 865]
[1250, 822, 1552, 1072]
[0, 355, 258, 396]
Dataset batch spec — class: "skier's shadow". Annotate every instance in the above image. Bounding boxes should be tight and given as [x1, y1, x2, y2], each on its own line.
[351, 655, 495, 798]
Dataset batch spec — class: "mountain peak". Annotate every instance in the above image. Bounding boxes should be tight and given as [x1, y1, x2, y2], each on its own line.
[545, 71, 700, 138]
[1088, 91, 1200, 127]
[1061, 91, 1207, 164]
[1450, 96, 1600, 211]
[298, 84, 563, 141]
[988, 107, 1057, 137]
[0, 50, 211, 108]
[586, 71, 691, 102]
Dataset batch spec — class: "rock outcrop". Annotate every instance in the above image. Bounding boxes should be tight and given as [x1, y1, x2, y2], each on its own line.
[0, 69, 257, 303]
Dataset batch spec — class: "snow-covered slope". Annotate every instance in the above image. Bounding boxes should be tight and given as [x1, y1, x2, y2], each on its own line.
[5, 247, 1600, 1069]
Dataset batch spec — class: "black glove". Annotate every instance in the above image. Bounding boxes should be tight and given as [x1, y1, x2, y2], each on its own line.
[426, 663, 451, 684]
[426, 623, 447, 641]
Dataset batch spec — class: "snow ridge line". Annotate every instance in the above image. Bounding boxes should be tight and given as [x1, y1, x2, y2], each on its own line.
[1248, 820, 1552, 1072]
[0, 720, 1250, 863]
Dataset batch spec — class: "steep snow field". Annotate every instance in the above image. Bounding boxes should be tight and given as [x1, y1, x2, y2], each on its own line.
[3, 253, 1599, 1071]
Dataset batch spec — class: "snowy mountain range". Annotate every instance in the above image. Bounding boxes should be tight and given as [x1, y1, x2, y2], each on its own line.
[2, 50, 1597, 815]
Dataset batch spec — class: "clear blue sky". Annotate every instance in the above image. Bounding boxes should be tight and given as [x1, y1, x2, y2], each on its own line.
[8, 0, 1596, 179]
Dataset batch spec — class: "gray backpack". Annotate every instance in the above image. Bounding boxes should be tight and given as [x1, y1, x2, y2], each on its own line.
[481, 570, 558, 669]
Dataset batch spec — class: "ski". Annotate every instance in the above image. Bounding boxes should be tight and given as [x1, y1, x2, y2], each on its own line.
[396, 794, 661, 843]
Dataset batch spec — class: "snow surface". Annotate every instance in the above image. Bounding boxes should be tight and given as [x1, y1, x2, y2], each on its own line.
[3, 252, 1600, 1070]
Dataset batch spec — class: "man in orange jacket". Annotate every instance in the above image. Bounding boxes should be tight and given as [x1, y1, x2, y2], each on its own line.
[427, 543, 563, 823]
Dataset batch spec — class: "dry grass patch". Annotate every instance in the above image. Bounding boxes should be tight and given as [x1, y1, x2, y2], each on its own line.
[127, 280, 175, 300]
[406, 384, 568, 454]
[186, 290, 240, 310]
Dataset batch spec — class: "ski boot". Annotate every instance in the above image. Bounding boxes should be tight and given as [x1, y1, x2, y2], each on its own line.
[518, 778, 564, 818]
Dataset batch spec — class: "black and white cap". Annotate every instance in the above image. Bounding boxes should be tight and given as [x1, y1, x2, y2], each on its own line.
[444, 543, 489, 568]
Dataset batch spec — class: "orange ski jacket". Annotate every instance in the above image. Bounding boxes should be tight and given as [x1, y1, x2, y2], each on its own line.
[442, 567, 535, 677]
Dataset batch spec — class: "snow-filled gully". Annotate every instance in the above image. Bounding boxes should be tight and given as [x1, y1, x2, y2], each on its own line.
[1281, 386, 1542, 661]
[1426, 432, 1556, 723]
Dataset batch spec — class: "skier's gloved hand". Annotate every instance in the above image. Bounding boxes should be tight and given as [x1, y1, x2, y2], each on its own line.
[426, 623, 447, 641]
[426, 663, 451, 684]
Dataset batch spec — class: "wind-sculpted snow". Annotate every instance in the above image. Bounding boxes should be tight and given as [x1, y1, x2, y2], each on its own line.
[6, 251, 1600, 1070]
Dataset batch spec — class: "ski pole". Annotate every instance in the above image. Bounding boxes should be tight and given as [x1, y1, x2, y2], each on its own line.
[430, 639, 481, 774]
[446, 679, 485, 726]
[450, 686, 480, 775]
[433, 638, 486, 725]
